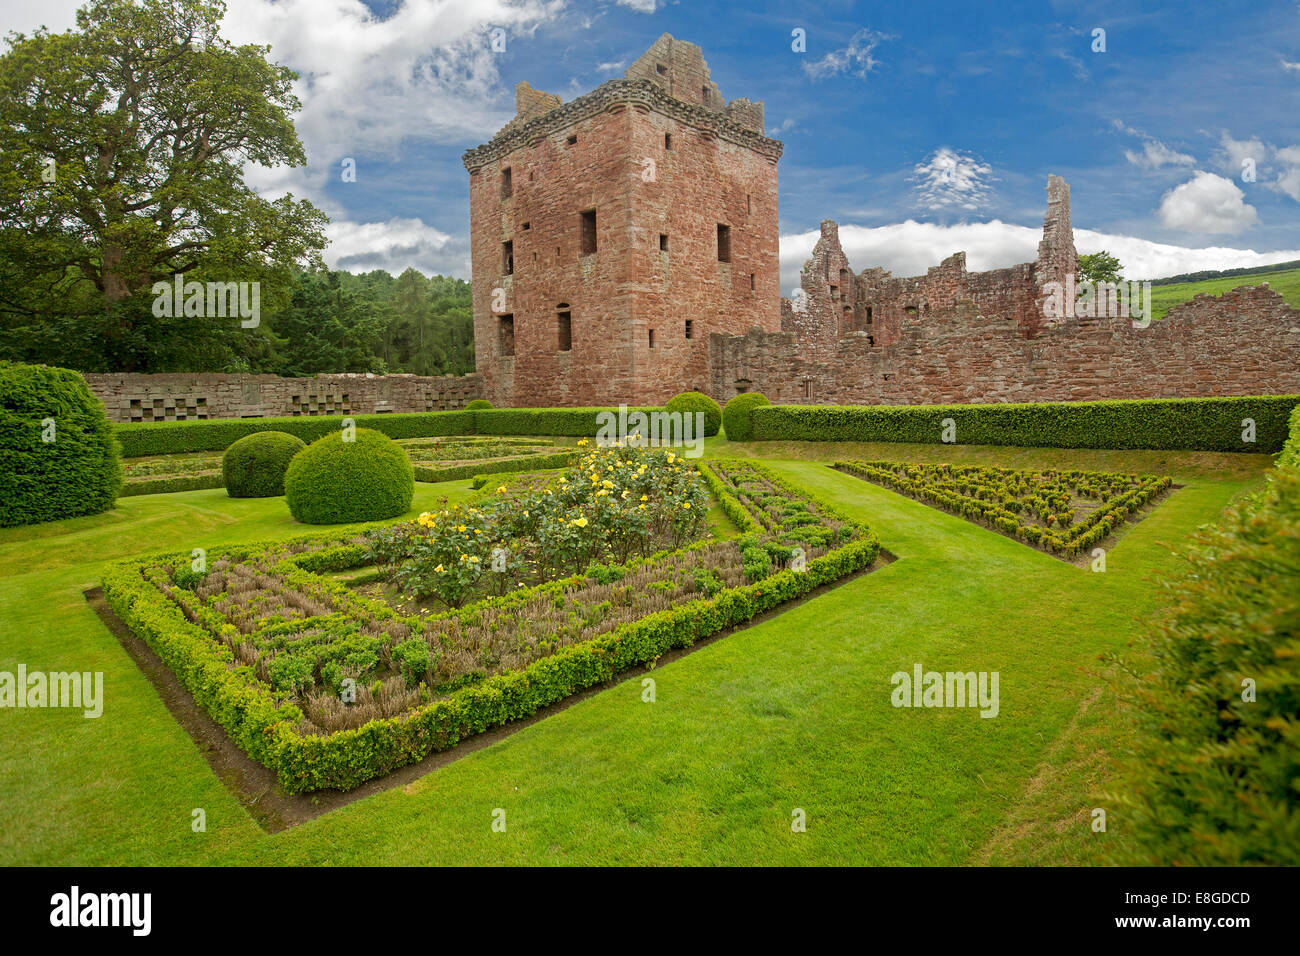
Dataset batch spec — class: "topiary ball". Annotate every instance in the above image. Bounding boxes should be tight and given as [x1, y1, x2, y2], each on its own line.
[222, 431, 307, 498]
[465, 399, 494, 410]
[722, 392, 771, 442]
[0, 362, 121, 527]
[664, 391, 722, 437]
[284, 428, 414, 524]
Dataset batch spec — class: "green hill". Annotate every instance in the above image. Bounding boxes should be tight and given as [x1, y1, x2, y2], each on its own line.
[1148, 266, 1300, 321]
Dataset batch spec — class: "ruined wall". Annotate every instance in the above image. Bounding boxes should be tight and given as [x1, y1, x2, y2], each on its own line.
[464, 33, 782, 408]
[85, 372, 484, 424]
[708, 284, 1300, 405]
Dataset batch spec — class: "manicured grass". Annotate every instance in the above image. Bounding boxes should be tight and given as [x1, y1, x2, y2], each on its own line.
[1149, 266, 1300, 320]
[0, 445, 1269, 864]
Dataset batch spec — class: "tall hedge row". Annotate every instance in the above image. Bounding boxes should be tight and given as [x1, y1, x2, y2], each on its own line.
[748, 395, 1300, 452]
[1, 363, 122, 527]
[1116, 405, 1300, 864]
[116, 410, 475, 457]
[111, 395, 1300, 459]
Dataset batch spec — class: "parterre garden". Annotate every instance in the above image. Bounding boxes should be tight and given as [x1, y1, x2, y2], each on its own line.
[2, 362, 1298, 864]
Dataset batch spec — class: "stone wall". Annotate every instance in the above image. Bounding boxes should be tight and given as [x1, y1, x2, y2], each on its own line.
[85, 372, 484, 423]
[709, 284, 1300, 405]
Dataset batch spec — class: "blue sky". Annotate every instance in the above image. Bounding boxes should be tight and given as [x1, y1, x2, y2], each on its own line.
[7, 0, 1300, 285]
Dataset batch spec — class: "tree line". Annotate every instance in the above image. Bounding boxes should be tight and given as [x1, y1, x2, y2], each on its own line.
[0, 0, 474, 377]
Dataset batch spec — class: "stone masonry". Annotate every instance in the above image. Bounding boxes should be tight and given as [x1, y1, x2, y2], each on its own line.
[708, 174, 1300, 404]
[463, 34, 783, 407]
[86, 372, 484, 423]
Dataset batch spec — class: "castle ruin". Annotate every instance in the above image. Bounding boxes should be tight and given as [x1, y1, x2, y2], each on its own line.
[465, 34, 1300, 410]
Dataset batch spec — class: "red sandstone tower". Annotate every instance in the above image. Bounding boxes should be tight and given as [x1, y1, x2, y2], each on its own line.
[462, 34, 784, 407]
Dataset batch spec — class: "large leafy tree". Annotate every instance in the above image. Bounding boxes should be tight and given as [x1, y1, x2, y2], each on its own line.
[0, 0, 325, 361]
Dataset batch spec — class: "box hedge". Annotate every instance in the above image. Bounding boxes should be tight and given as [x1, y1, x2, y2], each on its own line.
[223, 431, 307, 498]
[1, 363, 122, 527]
[749, 395, 1300, 452]
[103, 464, 880, 793]
[115, 410, 475, 457]
[285, 429, 415, 524]
[1114, 405, 1300, 864]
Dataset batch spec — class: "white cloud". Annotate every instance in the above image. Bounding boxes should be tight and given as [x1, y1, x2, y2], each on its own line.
[1113, 120, 1195, 169]
[803, 28, 894, 80]
[779, 219, 1300, 292]
[324, 217, 469, 276]
[616, 0, 658, 12]
[1157, 171, 1259, 234]
[1214, 131, 1269, 177]
[766, 117, 798, 137]
[1283, 58, 1300, 72]
[911, 148, 994, 211]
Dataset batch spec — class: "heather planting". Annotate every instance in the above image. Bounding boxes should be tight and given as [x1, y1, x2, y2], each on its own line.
[835, 460, 1171, 557]
[100, 445, 879, 791]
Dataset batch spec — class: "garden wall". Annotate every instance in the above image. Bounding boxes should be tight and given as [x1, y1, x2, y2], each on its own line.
[85, 371, 485, 423]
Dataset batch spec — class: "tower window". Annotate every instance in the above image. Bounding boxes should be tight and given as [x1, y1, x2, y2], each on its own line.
[716, 224, 731, 262]
[747, 194, 751, 214]
[500, 167, 512, 198]
[580, 209, 597, 254]
[566, 133, 577, 146]
[521, 221, 530, 230]
[557, 308, 572, 352]
[498, 315, 515, 357]
[865, 306, 873, 325]
[684, 319, 693, 339]
[659, 233, 669, 251]
[749, 273, 756, 290]
[665, 133, 673, 150]
[648, 328, 656, 349]
[656, 63, 667, 76]
[502, 240, 513, 276]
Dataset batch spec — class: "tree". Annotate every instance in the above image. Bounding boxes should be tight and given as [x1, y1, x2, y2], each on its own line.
[1077, 251, 1123, 285]
[0, 0, 326, 357]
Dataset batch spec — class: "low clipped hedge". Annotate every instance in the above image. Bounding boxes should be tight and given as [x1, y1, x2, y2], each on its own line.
[469, 406, 661, 437]
[1116, 406, 1300, 864]
[121, 473, 224, 497]
[223, 431, 307, 498]
[412, 449, 579, 485]
[750, 395, 1300, 452]
[102, 503, 880, 793]
[116, 410, 474, 457]
[465, 399, 494, 410]
[664, 391, 722, 437]
[723, 392, 770, 442]
[1, 363, 122, 527]
[285, 428, 414, 524]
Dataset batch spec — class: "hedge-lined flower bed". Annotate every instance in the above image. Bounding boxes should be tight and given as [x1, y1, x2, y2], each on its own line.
[835, 459, 1172, 556]
[103, 454, 879, 793]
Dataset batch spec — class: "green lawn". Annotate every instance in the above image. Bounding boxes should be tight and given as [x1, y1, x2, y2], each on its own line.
[1149, 266, 1300, 320]
[0, 439, 1272, 864]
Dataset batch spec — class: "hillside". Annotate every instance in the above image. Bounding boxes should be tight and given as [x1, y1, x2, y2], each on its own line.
[1148, 266, 1300, 321]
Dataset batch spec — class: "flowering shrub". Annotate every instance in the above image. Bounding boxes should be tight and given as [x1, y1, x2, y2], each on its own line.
[365, 443, 708, 607]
